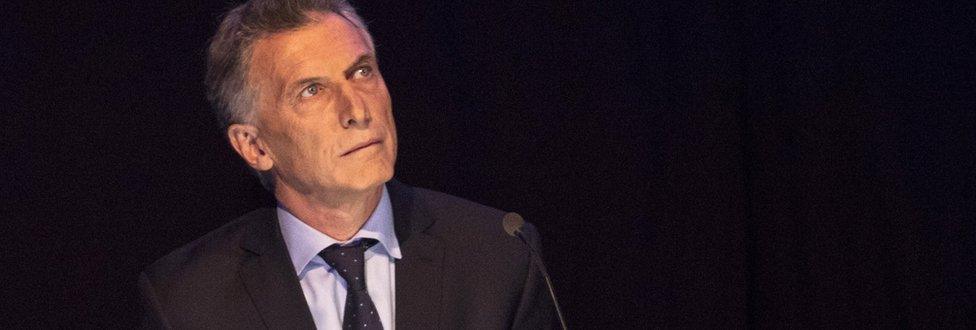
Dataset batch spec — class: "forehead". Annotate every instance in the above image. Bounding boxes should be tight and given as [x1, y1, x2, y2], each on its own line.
[248, 12, 373, 84]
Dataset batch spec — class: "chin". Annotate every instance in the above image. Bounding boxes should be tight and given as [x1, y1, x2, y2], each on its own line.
[335, 166, 393, 192]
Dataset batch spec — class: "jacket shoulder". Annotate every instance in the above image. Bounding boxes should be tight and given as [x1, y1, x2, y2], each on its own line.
[407, 185, 540, 256]
[397, 184, 552, 328]
[138, 208, 278, 327]
[140, 208, 274, 286]
[411, 186, 508, 226]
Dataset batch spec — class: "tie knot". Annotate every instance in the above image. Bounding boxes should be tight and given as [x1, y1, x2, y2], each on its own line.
[318, 238, 378, 291]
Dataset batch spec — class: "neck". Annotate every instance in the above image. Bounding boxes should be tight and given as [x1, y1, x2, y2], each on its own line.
[275, 183, 384, 241]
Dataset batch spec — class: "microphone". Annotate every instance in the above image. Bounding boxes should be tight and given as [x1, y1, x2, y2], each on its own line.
[503, 213, 568, 330]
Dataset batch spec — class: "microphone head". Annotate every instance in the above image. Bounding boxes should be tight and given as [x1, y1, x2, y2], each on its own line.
[502, 212, 525, 237]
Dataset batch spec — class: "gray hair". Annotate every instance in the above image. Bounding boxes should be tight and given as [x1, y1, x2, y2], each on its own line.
[205, 0, 371, 190]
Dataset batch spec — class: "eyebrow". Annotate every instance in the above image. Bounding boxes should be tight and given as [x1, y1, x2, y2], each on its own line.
[283, 54, 377, 97]
[342, 54, 376, 79]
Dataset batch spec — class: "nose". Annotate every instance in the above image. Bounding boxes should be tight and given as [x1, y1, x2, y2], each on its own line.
[338, 87, 371, 129]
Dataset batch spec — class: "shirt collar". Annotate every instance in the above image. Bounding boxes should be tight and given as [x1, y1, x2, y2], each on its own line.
[277, 185, 402, 278]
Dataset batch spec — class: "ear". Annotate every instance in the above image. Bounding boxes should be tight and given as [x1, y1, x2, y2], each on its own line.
[227, 124, 274, 171]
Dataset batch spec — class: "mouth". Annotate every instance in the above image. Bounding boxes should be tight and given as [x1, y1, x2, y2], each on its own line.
[341, 138, 382, 157]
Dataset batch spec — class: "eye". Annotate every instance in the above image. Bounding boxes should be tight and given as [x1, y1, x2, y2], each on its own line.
[353, 66, 373, 79]
[300, 84, 320, 98]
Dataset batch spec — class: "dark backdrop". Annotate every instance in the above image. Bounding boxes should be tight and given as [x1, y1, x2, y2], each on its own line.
[6, 0, 974, 328]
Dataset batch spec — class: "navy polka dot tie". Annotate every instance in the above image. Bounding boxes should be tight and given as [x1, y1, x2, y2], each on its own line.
[319, 238, 384, 329]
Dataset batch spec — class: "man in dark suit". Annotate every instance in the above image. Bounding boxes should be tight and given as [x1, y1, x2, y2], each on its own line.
[139, 0, 554, 328]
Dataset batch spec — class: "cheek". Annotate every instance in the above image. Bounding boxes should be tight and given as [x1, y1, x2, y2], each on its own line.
[373, 95, 395, 127]
[266, 121, 330, 168]
[298, 128, 338, 165]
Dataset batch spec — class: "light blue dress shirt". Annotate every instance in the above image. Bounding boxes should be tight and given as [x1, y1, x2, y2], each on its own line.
[277, 186, 401, 330]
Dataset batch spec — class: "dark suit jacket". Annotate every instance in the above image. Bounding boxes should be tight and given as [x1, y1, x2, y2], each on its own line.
[139, 180, 555, 329]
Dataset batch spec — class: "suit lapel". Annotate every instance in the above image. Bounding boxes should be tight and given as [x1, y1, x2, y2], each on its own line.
[389, 181, 445, 329]
[232, 182, 442, 328]
[238, 210, 317, 329]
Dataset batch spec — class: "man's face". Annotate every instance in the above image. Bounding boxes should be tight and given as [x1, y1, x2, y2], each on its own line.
[247, 12, 396, 196]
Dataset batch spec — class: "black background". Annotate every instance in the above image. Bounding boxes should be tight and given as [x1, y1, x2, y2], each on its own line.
[6, 0, 974, 328]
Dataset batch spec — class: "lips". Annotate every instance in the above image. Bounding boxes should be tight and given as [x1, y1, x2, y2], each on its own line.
[341, 138, 382, 156]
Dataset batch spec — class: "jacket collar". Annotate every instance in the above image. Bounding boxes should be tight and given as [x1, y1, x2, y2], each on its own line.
[236, 179, 445, 329]
[387, 179, 446, 329]
[239, 208, 318, 329]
